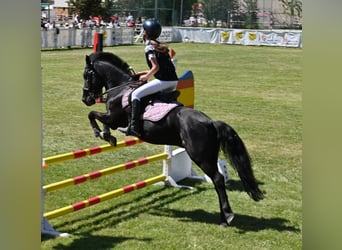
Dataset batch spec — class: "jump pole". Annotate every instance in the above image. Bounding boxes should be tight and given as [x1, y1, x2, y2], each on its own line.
[43, 152, 168, 193]
[43, 137, 143, 168]
[44, 174, 166, 220]
[42, 139, 169, 236]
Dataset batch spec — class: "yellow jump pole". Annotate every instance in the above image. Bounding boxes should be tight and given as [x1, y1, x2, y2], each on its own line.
[42, 138, 143, 168]
[43, 153, 168, 193]
[44, 174, 166, 220]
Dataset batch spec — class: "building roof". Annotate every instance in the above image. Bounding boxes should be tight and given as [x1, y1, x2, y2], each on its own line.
[51, 0, 69, 8]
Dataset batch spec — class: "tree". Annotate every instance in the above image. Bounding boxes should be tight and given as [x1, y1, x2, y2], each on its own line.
[190, 0, 240, 27]
[244, 0, 258, 29]
[102, 0, 115, 22]
[67, 0, 104, 20]
[280, 0, 303, 28]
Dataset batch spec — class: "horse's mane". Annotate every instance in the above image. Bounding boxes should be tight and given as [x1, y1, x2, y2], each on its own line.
[90, 52, 131, 74]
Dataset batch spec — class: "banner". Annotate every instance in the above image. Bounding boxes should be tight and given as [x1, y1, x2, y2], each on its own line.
[244, 31, 259, 46]
[220, 30, 233, 44]
[232, 30, 246, 45]
[258, 31, 301, 47]
[259, 31, 285, 46]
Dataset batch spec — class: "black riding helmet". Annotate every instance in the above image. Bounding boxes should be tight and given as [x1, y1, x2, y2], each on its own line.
[143, 19, 162, 40]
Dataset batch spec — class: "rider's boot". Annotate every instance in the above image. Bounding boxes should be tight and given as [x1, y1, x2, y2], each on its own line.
[118, 100, 142, 137]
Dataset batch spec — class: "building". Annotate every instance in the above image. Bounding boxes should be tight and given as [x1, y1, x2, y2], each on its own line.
[41, 0, 75, 22]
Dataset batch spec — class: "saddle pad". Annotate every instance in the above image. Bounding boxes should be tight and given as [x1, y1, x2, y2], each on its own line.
[122, 89, 180, 122]
[122, 89, 133, 109]
[143, 102, 179, 122]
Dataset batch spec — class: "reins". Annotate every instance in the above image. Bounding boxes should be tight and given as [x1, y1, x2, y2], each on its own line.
[98, 79, 143, 99]
[95, 65, 144, 98]
[87, 56, 143, 101]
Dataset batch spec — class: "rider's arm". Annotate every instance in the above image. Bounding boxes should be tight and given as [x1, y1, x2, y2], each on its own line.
[139, 57, 159, 82]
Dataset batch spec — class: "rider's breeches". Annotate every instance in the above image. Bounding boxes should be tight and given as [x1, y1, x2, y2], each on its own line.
[131, 79, 178, 101]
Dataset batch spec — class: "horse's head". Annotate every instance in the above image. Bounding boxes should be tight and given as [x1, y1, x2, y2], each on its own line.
[82, 52, 133, 106]
[82, 55, 104, 106]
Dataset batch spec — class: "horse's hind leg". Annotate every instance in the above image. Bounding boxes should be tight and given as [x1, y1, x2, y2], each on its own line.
[184, 143, 233, 225]
[212, 169, 234, 226]
[203, 163, 234, 226]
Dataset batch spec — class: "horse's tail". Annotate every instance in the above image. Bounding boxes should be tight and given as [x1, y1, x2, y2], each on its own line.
[213, 121, 264, 201]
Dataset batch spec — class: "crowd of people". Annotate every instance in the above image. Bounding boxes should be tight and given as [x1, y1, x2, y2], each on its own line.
[41, 12, 143, 31]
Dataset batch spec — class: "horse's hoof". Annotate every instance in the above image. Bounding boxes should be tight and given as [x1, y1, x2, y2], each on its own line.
[220, 222, 228, 227]
[227, 213, 234, 225]
[109, 136, 117, 146]
[94, 129, 101, 137]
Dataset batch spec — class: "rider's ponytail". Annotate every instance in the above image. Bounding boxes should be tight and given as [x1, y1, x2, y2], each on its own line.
[149, 39, 169, 55]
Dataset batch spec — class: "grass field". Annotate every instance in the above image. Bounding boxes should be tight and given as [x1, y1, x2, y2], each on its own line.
[41, 43, 302, 249]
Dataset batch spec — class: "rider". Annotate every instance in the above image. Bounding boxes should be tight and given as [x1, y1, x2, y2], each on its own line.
[122, 19, 178, 137]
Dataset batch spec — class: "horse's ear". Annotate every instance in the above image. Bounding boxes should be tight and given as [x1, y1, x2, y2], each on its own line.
[85, 55, 91, 66]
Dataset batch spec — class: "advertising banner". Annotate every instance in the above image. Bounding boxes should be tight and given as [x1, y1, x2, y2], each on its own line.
[42, 27, 302, 49]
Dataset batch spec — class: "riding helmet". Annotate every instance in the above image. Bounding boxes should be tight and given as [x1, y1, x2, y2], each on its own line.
[143, 19, 162, 40]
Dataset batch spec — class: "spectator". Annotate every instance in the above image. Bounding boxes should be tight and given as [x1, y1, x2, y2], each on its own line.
[74, 14, 80, 24]
[41, 18, 48, 30]
[52, 21, 59, 34]
[126, 12, 133, 24]
[135, 16, 142, 25]
[127, 20, 135, 27]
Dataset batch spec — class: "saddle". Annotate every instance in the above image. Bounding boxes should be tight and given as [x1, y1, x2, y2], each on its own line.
[122, 87, 182, 122]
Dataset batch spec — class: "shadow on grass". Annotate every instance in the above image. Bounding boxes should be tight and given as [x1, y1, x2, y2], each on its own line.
[47, 234, 152, 250]
[42, 177, 272, 246]
[177, 175, 265, 193]
[225, 178, 266, 193]
[42, 185, 204, 240]
[231, 213, 300, 233]
[150, 208, 300, 233]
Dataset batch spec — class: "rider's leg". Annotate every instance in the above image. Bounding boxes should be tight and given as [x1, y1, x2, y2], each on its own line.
[132, 79, 178, 98]
[127, 99, 141, 137]
[118, 98, 141, 137]
[118, 79, 178, 136]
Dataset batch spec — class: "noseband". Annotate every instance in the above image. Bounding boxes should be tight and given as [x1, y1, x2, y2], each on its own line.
[83, 65, 104, 100]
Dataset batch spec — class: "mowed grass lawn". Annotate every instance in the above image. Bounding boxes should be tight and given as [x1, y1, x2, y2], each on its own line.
[41, 43, 302, 249]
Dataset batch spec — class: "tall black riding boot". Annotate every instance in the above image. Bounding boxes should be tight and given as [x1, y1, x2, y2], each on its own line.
[127, 99, 142, 137]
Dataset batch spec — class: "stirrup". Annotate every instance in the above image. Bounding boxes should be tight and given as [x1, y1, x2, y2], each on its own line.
[117, 127, 128, 134]
[117, 126, 141, 137]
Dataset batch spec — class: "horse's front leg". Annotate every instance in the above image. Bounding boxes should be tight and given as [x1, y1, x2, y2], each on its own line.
[88, 110, 117, 146]
[99, 124, 117, 146]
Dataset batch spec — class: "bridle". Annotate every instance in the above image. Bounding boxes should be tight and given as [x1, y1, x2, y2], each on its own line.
[83, 64, 105, 100]
[83, 62, 142, 101]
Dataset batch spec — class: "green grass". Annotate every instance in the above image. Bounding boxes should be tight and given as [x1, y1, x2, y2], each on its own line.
[41, 43, 302, 249]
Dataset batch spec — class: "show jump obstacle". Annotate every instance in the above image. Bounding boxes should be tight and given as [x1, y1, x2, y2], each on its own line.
[42, 38, 229, 236]
[41, 69, 217, 236]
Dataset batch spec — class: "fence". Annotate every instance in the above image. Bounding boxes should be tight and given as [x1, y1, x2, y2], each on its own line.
[41, 26, 302, 50]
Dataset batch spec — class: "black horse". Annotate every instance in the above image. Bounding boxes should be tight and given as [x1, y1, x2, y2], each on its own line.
[82, 51, 264, 226]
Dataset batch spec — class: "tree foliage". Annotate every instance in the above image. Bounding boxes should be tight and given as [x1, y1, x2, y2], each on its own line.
[242, 0, 259, 29]
[65, 0, 242, 25]
[280, 0, 303, 18]
[62, 0, 266, 28]
[67, 0, 104, 20]
[280, 0, 302, 28]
